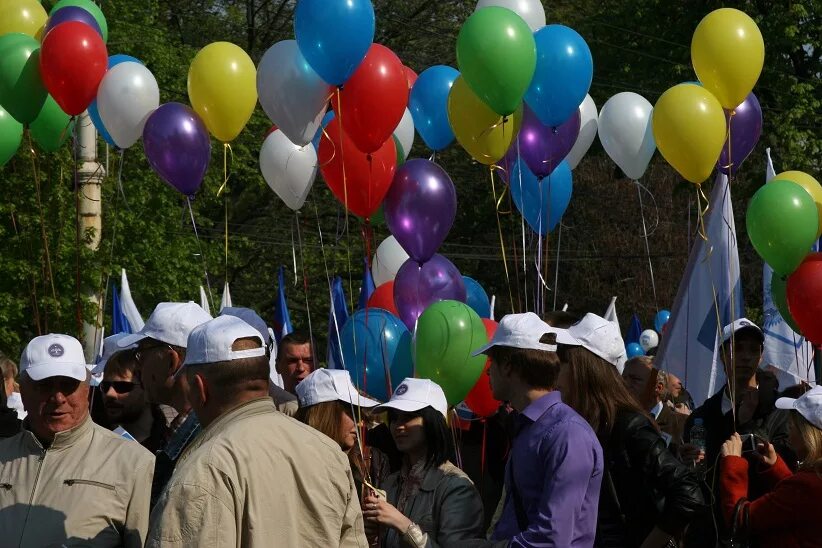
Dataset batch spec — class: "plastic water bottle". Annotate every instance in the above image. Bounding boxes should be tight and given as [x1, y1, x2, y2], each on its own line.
[689, 418, 707, 479]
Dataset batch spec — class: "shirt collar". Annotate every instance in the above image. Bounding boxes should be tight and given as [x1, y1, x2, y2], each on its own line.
[23, 413, 92, 451]
[520, 391, 562, 423]
[650, 401, 664, 419]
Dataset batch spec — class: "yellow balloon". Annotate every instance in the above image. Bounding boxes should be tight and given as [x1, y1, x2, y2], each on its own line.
[775, 171, 822, 238]
[691, 8, 764, 109]
[652, 84, 726, 184]
[447, 77, 522, 165]
[0, 0, 47, 38]
[188, 42, 257, 143]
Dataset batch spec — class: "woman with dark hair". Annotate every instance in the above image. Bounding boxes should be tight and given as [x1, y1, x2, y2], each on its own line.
[551, 313, 705, 548]
[362, 378, 483, 547]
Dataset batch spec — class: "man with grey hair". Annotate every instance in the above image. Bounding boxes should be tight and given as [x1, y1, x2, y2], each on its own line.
[0, 334, 154, 546]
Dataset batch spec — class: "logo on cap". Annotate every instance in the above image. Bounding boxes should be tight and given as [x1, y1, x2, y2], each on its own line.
[47, 344, 64, 358]
[395, 384, 408, 396]
[740, 320, 751, 327]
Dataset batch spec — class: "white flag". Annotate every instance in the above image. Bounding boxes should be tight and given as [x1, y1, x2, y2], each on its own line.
[199, 285, 211, 315]
[120, 269, 144, 332]
[604, 296, 619, 325]
[220, 282, 232, 311]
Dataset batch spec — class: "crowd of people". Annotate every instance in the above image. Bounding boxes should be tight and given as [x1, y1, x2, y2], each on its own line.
[0, 301, 819, 547]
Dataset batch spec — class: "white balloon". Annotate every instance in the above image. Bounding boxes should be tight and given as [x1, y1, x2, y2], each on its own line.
[566, 94, 598, 169]
[475, 0, 546, 32]
[257, 40, 333, 147]
[260, 130, 317, 211]
[393, 108, 414, 161]
[639, 329, 659, 352]
[97, 62, 160, 149]
[598, 92, 656, 180]
[371, 236, 409, 287]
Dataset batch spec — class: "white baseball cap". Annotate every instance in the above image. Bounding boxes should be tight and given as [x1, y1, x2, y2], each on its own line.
[183, 315, 266, 366]
[20, 334, 88, 382]
[296, 369, 380, 408]
[776, 386, 822, 430]
[372, 378, 448, 418]
[547, 313, 628, 372]
[721, 318, 763, 345]
[118, 302, 212, 349]
[92, 333, 137, 375]
[472, 312, 556, 356]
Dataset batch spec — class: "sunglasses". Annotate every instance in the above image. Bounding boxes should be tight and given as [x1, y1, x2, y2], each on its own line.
[135, 342, 173, 364]
[99, 381, 139, 394]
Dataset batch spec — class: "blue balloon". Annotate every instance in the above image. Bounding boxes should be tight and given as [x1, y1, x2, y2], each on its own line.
[311, 111, 335, 151]
[509, 158, 573, 235]
[654, 310, 671, 333]
[341, 308, 413, 402]
[524, 25, 593, 127]
[294, 0, 375, 86]
[463, 276, 491, 319]
[626, 342, 645, 359]
[409, 65, 459, 151]
[89, 55, 144, 147]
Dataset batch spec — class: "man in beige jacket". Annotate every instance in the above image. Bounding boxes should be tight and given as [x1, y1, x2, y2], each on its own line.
[147, 315, 367, 547]
[0, 334, 154, 547]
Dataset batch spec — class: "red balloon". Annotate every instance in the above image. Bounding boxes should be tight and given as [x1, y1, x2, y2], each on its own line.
[318, 117, 397, 219]
[787, 252, 822, 345]
[331, 44, 408, 154]
[39, 22, 107, 116]
[403, 65, 418, 90]
[464, 319, 502, 417]
[367, 282, 398, 316]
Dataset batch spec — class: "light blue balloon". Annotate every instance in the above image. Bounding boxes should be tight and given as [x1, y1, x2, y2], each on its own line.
[524, 25, 593, 127]
[510, 158, 573, 235]
[409, 65, 459, 151]
[311, 110, 335, 151]
[294, 0, 375, 86]
[626, 342, 645, 359]
[89, 55, 143, 147]
[341, 308, 413, 402]
[654, 310, 671, 333]
[463, 276, 491, 319]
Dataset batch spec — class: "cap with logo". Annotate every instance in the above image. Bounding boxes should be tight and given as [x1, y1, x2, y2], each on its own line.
[546, 313, 628, 372]
[183, 315, 266, 367]
[92, 333, 137, 375]
[20, 334, 88, 382]
[118, 301, 212, 349]
[776, 386, 822, 430]
[296, 369, 380, 408]
[721, 318, 763, 345]
[471, 312, 557, 357]
[372, 378, 448, 418]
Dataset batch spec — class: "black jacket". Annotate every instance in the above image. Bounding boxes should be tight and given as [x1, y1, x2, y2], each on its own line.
[0, 388, 21, 438]
[596, 410, 706, 547]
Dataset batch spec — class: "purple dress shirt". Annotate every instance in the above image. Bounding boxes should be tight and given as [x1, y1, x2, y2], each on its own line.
[492, 391, 603, 547]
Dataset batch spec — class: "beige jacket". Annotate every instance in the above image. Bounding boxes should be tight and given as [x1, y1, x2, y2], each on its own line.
[269, 382, 300, 417]
[0, 414, 155, 547]
[147, 397, 368, 547]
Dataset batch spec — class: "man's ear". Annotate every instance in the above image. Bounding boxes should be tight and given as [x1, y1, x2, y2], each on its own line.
[167, 348, 183, 377]
[194, 373, 208, 405]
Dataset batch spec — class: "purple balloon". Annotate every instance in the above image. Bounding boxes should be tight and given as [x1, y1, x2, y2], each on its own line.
[516, 105, 581, 179]
[384, 159, 456, 263]
[143, 103, 211, 197]
[718, 92, 762, 175]
[393, 254, 466, 330]
[45, 6, 103, 37]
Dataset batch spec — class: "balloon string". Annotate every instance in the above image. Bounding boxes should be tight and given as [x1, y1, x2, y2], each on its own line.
[186, 197, 215, 312]
[719, 110, 736, 172]
[553, 222, 562, 311]
[516, 136, 527, 313]
[294, 210, 315, 356]
[695, 184, 711, 242]
[636, 179, 659, 311]
[96, 149, 126, 348]
[490, 167, 515, 316]
[450, 409, 463, 470]
[291, 220, 298, 287]
[473, 115, 509, 162]
[26, 129, 57, 326]
[217, 143, 233, 282]
[73, 121, 83, 338]
[335, 87, 357, 313]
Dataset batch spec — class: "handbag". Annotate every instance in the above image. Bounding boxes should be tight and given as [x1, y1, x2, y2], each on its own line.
[727, 498, 751, 548]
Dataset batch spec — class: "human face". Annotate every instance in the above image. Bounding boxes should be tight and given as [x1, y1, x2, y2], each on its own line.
[788, 415, 808, 461]
[339, 404, 358, 452]
[135, 339, 176, 405]
[20, 375, 89, 443]
[487, 355, 509, 402]
[721, 333, 763, 388]
[276, 342, 314, 393]
[622, 362, 651, 401]
[101, 364, 145, 425]
[389, 411, 427, 456]
[667, 374, 683, 399]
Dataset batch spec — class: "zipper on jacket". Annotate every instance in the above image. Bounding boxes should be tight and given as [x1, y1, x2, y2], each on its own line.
[0, 483, 11, 490]
[19, 450, 46, 547]
[63, 479, 116, 491]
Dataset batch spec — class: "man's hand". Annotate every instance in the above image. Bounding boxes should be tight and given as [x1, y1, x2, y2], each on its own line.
[679, 443, 705, 464]
[721, 433, 743, 457]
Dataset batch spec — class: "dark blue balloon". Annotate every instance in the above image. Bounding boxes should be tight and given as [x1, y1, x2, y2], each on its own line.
[45, 6, 103, 38]
[88, 55, 144, 147]
[311, 111, 335, 151]
[509, 158, 573, 235]
[409, 65, 459, 151]
[654, 310, 671, 333]
[626, 342, 645, 358]
[463, 276, 491, 318]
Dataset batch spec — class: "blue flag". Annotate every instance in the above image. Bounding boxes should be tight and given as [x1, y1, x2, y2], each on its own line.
[626, 314, 642, 347]
[272, 266, 294, 345]
[111, 283, 133, 335]
[327, 276, 350, 369]
[358, 257, 375, 310]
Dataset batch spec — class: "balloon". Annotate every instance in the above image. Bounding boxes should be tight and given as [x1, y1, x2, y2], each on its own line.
[653, 310, 670, 334]
[257, 40, 332, 147]
[456, 6, 536, 116]
[718, 92, 762, 175]
[525, 24, 593, 127]
[463, 276, 491, 318]
[0, 0, 47, 38]
[142, 103, 211, 197]
[366, 282, 398, 316]
[188, 42, 257, 143]
[464, 318, 501, 417]
[0, 104, 23, 165]
[626, 343, 645, 359]
[402, 66, 417, 89]
[44, 6, 102, 37]
[639, 329, 659, 352]
[392, 135, 405, 166]
[341, 308, 413, 402]
[746, 180, 818, 276]
[566, 94, 598, 170]
[384, 159, 456, 263]
[49, 0, 107, 42]
[509, 158, 573, 235]
[770, 274, 802, 334]
[0, 33, 47, 124]
[393, 108, 414, 162]
[408, 65, 459, 151]
[331, 44, 408, 154]
[652, 84, 726, 184]
[786, 253, 822, 345]
[294, 0, 374, 86]
[448, 76, 521, 165]
[97, 62, 159, 149]
[415, 300, 488, 406]
[311, 110, 334, 151]
[372, 236, 409, 287]
[691, 8, 764, 110]
[394, 254, 466, 331]
[475, 0, 545, 32]
[39, 21, 107, 116]
[318, 117, 396, 218]
[88, 54, 143, 146]
[30, 94, 73, 152]
[260, 129, 317, 211]
[598, 92, 655, 180]
[776, 171, 822, 238]
[516, 105, 580, 179]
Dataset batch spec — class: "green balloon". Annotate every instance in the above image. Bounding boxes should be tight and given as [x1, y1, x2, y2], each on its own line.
[0, 33, 48, 125]
[747, 179, 819, 276]
[456, 6, 536, 116]
[50, 0, 108, 42]
[30, 95, 74, 152]
[0, 105, 23, 166]
[770, 274, 802, 333]
[414, 300, 489, 406]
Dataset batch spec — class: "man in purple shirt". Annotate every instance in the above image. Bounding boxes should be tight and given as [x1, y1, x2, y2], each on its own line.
[473, 312, 603, 547]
